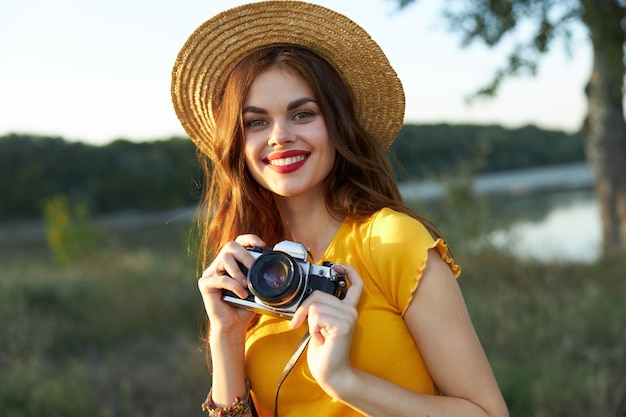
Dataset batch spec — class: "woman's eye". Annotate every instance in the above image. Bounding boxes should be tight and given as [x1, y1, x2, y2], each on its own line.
[245, 118, 267, 129]
[293, 110, 314, 122]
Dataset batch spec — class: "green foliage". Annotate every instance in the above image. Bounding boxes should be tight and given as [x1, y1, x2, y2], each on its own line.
[42, 194, 102, 266]
[93, 138, 201, 212]
[396, 0, 584, 99]
[0, 134, 201, 222]
[388, 124, 585, 181]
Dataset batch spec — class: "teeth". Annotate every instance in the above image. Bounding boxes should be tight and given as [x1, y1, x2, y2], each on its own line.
[268, 155, 306, 166]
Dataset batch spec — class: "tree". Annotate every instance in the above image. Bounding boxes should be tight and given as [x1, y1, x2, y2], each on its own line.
[395, 0, 626, 257]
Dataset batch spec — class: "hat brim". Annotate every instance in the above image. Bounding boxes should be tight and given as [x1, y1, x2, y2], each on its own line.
[171, 0, 405, 156]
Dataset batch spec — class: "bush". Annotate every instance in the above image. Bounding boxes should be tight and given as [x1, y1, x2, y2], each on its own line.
[42, 194, 102, 266]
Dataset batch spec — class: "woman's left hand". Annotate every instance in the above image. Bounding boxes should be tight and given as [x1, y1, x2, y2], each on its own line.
[289, 264, 363, 397]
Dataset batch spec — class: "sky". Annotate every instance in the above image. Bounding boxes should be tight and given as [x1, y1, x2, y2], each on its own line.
[0, 0, 592, 145]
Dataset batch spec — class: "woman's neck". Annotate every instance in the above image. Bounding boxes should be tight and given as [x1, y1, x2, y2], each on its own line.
[275, 195, 344, 263]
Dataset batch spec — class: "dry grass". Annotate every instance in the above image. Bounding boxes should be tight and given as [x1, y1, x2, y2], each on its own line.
[1, 220, 624, 416]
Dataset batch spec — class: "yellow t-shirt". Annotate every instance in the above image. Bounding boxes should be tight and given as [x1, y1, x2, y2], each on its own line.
[245, 208, 461, 416]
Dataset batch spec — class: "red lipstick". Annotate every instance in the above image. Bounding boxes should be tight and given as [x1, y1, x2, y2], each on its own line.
[264, 150, 310, 174]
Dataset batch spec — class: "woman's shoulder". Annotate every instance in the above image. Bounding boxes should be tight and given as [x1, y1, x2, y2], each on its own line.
[359, 207, 434, 243]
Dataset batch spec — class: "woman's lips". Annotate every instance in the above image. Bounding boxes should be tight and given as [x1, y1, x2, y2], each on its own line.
[264, 150, 311, 174]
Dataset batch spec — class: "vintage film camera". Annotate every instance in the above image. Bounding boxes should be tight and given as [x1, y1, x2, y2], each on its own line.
[222, 240, 349, 319]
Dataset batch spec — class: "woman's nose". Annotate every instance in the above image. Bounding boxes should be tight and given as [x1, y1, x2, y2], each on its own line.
[268, 120, 295, 146]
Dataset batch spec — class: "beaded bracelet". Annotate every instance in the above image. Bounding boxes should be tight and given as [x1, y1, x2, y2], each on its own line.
[201, 379, 252, 417]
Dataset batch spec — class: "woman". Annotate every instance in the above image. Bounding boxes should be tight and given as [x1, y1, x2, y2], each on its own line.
[171, 2, 509, 416]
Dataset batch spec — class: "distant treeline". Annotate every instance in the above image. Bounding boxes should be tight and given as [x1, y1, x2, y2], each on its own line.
[1, 135, 201, 222]
[388, 124, 585, 180]
[1, 124, 585, 221]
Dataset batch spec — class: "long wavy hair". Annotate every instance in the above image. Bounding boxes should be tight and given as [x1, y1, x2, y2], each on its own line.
[194, 46, 442, 270]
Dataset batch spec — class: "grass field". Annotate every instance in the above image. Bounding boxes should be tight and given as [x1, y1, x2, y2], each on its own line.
[1, 216, 625, 416]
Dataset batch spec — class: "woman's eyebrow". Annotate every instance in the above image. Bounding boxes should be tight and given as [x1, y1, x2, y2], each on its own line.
[287, 97, 316, 110]
[242, 105, 266, 115]
[243, 97, 317, 115]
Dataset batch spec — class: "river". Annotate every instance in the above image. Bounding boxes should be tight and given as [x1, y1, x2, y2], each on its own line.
[400, 163, 602, 263]
[487, 189, 601, 262]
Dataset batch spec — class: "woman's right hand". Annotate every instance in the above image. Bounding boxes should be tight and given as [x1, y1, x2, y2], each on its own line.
[197, 234, 266, 334]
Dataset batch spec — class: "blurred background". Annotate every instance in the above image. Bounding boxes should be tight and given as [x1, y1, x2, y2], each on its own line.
[1, 0, 624, 416]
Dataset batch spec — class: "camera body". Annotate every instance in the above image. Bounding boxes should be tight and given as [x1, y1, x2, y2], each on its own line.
[222, 240, 348, 319]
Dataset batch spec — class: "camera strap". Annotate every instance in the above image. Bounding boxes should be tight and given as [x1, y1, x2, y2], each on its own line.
[273, 330, 311, 417]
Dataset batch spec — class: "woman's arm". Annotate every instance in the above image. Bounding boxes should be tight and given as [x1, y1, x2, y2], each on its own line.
[205, 326, 249, 409]
[197, 235, 266, 414]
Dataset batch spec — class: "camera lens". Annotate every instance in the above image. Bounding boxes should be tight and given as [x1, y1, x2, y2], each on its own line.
[248, 252, 303, 307]
[259, 263, 286, 289]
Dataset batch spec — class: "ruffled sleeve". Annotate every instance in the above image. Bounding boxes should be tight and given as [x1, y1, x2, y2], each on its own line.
[360, 208, 461, 315]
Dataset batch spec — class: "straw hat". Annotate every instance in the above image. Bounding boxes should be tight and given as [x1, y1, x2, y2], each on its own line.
[171, 0, 405, 157]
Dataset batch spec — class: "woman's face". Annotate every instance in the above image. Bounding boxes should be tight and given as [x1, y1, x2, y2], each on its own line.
[242, 66, 335, 200]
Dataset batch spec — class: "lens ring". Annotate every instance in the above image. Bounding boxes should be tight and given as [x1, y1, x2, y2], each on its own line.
[248, 252, 303, 306]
